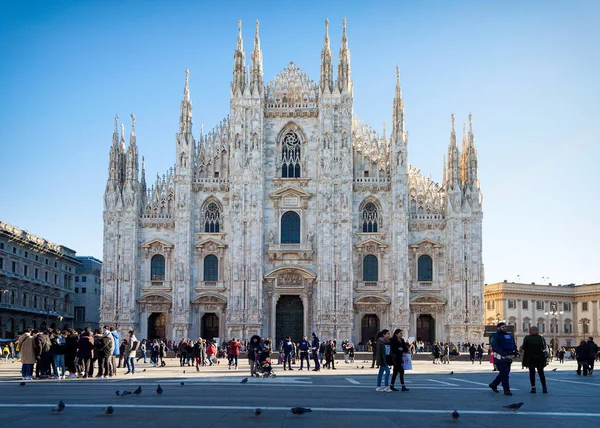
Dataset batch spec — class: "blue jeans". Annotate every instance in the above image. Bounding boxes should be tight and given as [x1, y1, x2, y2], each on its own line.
[136, 351, 147, 363]
[377, 365, 390, 387]
[492, 360, 512, 391]
[53, 355, 66, 377]
[228, 355, 238, 367]
[125, 357, 135, 373]
[312, 351, 320, 370]
[284, 352, 292, 369]
[22, 363, 33, 378]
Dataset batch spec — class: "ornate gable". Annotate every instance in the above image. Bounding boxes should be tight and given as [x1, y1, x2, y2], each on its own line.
[141, 238, 174, 258]
[409, 238, 442, 250]
[355, 237, 387, 254]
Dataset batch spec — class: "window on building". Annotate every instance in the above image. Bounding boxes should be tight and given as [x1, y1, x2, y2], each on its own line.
[21, 293, 27, 307]
[417, 255, 433, 281]
[24, 251, 28, 258]
[203, 255, 218, 282]
[563, 302, 571, 312]
[363, 255, 378, 283]
[35, 268, 39, 279]
[45, 258, 48, 265]
[54, 274, 58, 284]
[536, 301, 544, 311]
[9, 291, 15, 305]
[281, 132, 301, 178]
[508, 299, 516, 309]
[12, 261, 17, 273]
[0, 242, 3, 249]
[151, 255, 165, 281]
[75, 307, 85, 323]
[82, 276, 87, 282]
[583, 323, 590, 334]
[81, 287, 86, 294]
[537, 321, 545, 333]
[44, 271, 48, 282]
[523, 321, 531, 332]
[487, 300, 495, 310]
[13, 247, 17, 254]
[75, 288, 79, 293]
[522, 300, 529, 310]
[33, 295, 38, 309]
[35, 255, 38, 261]
[564, 323, 572, 334]
[44, 297, 48, 310]
[280, 211, 301, 244]
[75, 276, 79, 282]
[582, 302, 589, 311]
[23, 265, 28, 276]
[54, 261, 58, 268]
[53, 299, 57, 311]
[361, 202, 379, 232]
[203, 202, 222, 233]
[0, 258, 3, 270]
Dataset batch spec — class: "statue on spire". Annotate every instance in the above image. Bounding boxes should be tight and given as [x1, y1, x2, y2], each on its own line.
[114, 114, 119, 134]
[131, 113, 136, 131]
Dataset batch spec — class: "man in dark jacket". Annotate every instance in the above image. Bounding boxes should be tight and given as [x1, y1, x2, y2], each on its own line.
[248, 335, 262, 377]
[282, 337, 294, 370]
[311, 333, 320, 372]
[34, 331, 52, 379]
[375, 329, 392, 392]
[298, 336, 310, 371]
[586, 337, 598, 375]
[489, 322, 518, 395]
[98, 331, 114, 378]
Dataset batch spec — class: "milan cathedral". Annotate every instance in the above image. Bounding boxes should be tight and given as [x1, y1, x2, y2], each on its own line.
[100, 19, 484, 345]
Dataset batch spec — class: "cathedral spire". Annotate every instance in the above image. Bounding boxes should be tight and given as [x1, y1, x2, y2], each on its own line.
[465, 113, 479, 188]
[446, 113, 461, 190]
[442, 155, 447, 188]
[392, 66, 405, 138]
[120, 123, 126, 152]
[319, 18, 333, 94]
[460, 122, 467, 185]
[232, 19, 247, 95]
[337, 18, 352, 93]
[112, 114, 119, 147]
[179, 69, 193, 135]
[250, 19, 263, 94]
[129, 113, 136, 146]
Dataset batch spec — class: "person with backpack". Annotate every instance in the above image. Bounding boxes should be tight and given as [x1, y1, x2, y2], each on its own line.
[124, 330, 139, 375]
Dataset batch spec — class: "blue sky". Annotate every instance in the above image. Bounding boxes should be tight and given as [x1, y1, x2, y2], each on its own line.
[1, 0, 598, 285]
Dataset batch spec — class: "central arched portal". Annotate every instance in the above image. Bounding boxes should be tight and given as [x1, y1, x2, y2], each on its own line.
[275, 295, 304, 344]
[417, 314, 435, 343]
[148, 313, 166, 340]
[201, 313, 219, 341]
[361, 314, 380, 344]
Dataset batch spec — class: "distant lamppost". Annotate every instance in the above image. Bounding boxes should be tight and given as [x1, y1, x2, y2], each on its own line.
[545, 302, 563, 351]
[578, 319, 590, 342]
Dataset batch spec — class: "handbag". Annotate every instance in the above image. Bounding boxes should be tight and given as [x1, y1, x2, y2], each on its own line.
[401, 353, 413, 370]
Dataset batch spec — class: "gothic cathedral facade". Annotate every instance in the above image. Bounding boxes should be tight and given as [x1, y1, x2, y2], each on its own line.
[100, 20, 484, 345]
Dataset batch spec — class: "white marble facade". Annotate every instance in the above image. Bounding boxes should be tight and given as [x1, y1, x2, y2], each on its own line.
[100, 19, 484, 345]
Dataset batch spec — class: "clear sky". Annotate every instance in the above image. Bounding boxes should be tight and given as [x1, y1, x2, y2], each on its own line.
[1, 0, 598, 285]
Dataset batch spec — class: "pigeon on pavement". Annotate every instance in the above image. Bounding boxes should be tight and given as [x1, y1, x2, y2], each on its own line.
[552, 368, 557, 372]
[180, 382, 185, 386]
[115, 390, 132, 396]
[104, 406, 114, 415]
[19, 382, 25, 386]
[143, 369, 147, 372]
[361, 366, 364, 369]
[503, 402, 524, 411]
[133, 386, 142, 395]
[291, 407, 312, 415]
[241, 377, 248, 384]
[451, 410, 459, 420]
[51, 400, 65, 413]
[254, 408, 262, 415]
[449, 371, 454, 375]
[156, 384, 163, 395]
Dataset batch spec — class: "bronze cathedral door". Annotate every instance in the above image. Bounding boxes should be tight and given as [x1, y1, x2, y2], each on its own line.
[275, 295, 304, 345]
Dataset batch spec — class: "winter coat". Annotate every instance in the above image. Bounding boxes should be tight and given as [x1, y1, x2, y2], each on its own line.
[66, 334, 79, 356]
[248, 335, 262, 361]
[125, 336, 139, 358]
[228, 341, 242, 356]
[77, 334, 95, 359]
[520, 334, 547, 368]
[18, 334, 36, 364]
[376, 337, 391, 367]
[51, 335, 66, 355]
[576, 344, 593, 361]
[390, 337, 408, 367]
[98, 336, 114, 358]
[34, 333, 51, 357]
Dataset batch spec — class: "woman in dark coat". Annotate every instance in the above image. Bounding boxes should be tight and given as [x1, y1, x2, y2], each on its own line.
[576, 340, 592, 376]
[520, 326, 548, 393]
[77, 331, 95, 378]
[389, 329, 409, 392]
[247, 335, 262, 377]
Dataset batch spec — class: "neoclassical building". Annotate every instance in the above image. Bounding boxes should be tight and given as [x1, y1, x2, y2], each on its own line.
[100, 19, 484, 345]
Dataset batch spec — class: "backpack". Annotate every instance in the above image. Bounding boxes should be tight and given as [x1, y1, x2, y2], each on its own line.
[133, 340, 141, 351]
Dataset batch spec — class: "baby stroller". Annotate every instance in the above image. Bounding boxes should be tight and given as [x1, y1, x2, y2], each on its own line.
[255, 349, 277, 378]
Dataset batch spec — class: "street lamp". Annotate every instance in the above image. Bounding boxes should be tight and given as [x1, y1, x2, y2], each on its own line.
[578, 319, 590, 342]
[545, 303, 563, 351]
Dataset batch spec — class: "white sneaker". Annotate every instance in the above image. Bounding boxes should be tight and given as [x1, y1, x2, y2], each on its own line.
[375, 387, 382, 392]
[383, 387, 392, 393]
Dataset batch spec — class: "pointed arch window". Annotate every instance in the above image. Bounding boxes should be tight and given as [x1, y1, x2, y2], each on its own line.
[151, 254, 165, 281]
[203, 255, 219, 282]
[281, 132, 301, 178]
[361, 202, 379, 232]
[363, 255, 379, 283]
[281, 211, 301, 244]
[417, 255, 433, 281]
[204, 202, 221, 233]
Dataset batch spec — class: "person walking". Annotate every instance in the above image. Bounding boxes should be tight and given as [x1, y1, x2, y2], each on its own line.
[248, 335, 262, 377]
[488, 322, 519, 396]
[576, 340, 592, 376]
[77, 331, 95, 378]
[136, 339, 147, 363]
[477, 344, 484, 364]
[324, 340, 336, 370]
[520, 326, 548, 394]
[469, 344, 477, 364]
[375, 329, 392, 392]
[586, 337, 598, 375]
[51, 330, 67, 379]
[124, 330, 138, 375]
[18, 329, 36, 380]
[227, 338, 242, 369]
[98, 330, 114, 378]
[310, 332, 320, 372]
[389, 329, 409, 392]
[109, 327, 120, 376]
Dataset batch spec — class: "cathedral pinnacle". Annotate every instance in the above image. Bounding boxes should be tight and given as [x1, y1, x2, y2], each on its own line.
[392, 66, 404, 138]
[250, 19, 263, 92]
[337, 18, 352, 93]
[232, 19, 247, 95]
[184, 68, 190, 101]
[320, 18, 333, 94]
[130, 113, 136, 136]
